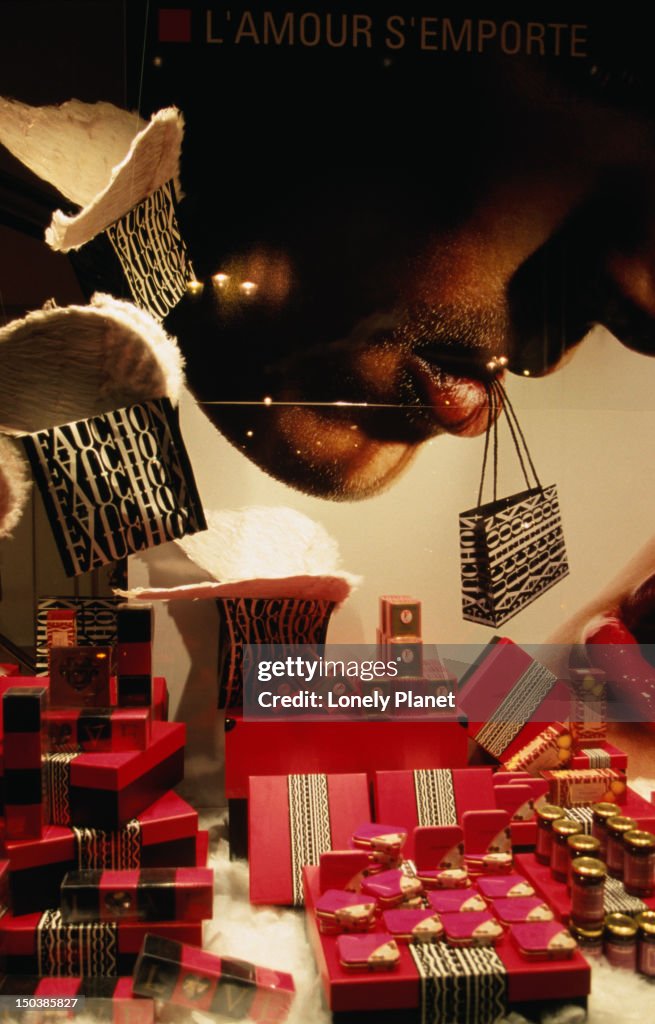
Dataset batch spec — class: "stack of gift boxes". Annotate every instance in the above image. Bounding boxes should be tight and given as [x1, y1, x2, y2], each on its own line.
[0, 602, 296, 1023]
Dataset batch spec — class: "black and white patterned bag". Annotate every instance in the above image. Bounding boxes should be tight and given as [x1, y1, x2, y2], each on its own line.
[460, 379, 568, 628]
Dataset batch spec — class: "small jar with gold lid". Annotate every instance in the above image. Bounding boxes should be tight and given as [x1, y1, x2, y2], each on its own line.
[605, 816, 637, 880]
[566, 833, 601, 892]
[536, 804, 567, 865]
[570, 922, 603, 960]
[550, 818, 583, 882]
[636, 910, 655, 977]
[623, 830, 655, 897]
[604, 913, 638, 970]
[571, 857, 606, 930]
[591, 803, 620, 859]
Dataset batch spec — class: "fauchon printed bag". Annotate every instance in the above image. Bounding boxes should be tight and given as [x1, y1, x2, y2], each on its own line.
[460, 378, 568, 628]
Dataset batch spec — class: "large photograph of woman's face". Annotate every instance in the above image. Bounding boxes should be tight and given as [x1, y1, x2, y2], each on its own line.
[3, 7, 655, 676]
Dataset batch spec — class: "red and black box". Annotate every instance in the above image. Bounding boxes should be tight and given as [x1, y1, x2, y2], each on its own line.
[1, 790, 201, 915]
[133, 934, 295, 1022]
[60, 867, 214, 923]
[117, 604, 153, 708]
[0, 975, 154, 1024]
[45, 706, 151, 753]
[0, 910, 202, 976]
[43, 720, 185, 829]
[49, 646, 113, 708]
[2, 685, 48, 840]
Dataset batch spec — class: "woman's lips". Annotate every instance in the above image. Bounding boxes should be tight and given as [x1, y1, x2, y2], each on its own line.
[406, 354, 493, 438]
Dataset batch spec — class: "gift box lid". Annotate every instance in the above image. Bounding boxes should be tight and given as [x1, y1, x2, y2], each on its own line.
[60, 721, 184, 790]
[439, 911, 504, 944]
[249, 772, 371, 906]
[413, 825, 464, 871]
[360, 870, 423, 905]
[315, 890, 378, 929]
[319, 850, 376, 894]
[1, 790, 198, 871]
[462, 809, 511, 857]
[382, 909, 444, 943]
[351, 823, 407, 856]
[427, 890, 487, 914]
[492, 898, 554, 924]
[510, 921, 577, 959]
[374, 768, 497, 858]
[477, 875, 536, 900]
[337, 932, 401, 970]
[494, 784, 536, 822]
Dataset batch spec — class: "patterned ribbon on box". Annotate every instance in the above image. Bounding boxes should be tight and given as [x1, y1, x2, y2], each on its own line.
[73, 819, 142, 869]
[565, 806, 594, 833]
[580, 748, 612, 769]
[413, 770, 458, 827]
[472, 662, 556, 758]
[409, 941, 507, 1024]
[288, 774, 332, 906]
[604, 876, 648, 916]
[105, 180, 194, 322]
[37, 910, 118, 977]
[44, 751, 78, 826]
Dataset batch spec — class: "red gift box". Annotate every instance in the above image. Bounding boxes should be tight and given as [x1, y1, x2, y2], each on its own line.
[43, 720, 185, 829]
[49, 646, 112, 708]
[0, 676, 169, 734]
[458, 639, 569, 761]
[303, 865, 590, 1016]
[0, 910, 202, 976]
[227, 712, 466, 857]
[0, 976, 154, 1024]
[44, 706, 151, 753]
[2, 790, 200, 915]
[249, 773, 372, 906]
[570, 743, 628, 772]
[225, 710, 467, 797]
[374, 768, 497, 859]
[542, 768, 626, 808]
[60, 867, 214, 923]
[2, 686, 49, 840]
[501, 723, 573, 773]
[133, 934, 295, 1022]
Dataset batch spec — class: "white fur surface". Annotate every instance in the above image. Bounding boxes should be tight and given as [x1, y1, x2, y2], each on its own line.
[181, 508, 355, 582]
[118, 507, 359, 604]
[0, 97, 183, 251]
[0, 293, 184, 434]
[0, 97, 145, 206]
[0, 436, 30, 538]
[45, 108, 184, 252]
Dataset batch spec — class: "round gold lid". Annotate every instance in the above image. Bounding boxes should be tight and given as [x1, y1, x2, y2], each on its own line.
[606, 816, 637, 837]
[567, 834, 601, 854]
[553, 818, 583, 838]
[572, 856, 607, 879]
[636, 911, 655, 936]
[624, 829, 655, 851]
[591, 803, 622, 822]
[605, 913, 638, 938]
[570, 922, 604, 940]
[537, 804, 567, 823]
